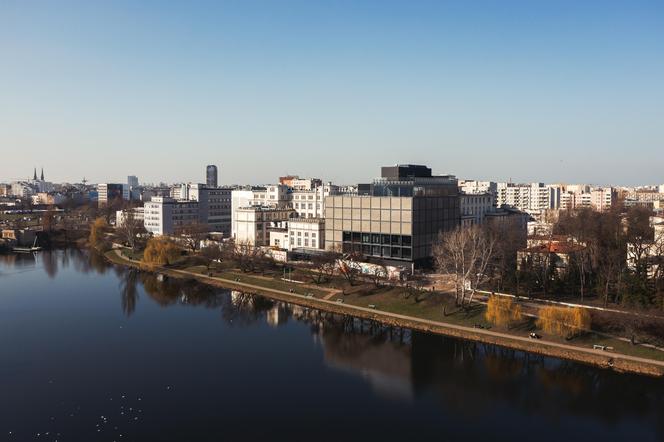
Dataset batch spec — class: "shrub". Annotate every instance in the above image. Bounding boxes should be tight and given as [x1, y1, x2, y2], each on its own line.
[142, 237, 181, 266]
[485, 295, 523, 328]
[536, 306, 591, 338]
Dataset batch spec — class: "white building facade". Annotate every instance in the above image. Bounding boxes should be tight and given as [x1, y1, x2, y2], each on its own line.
[144, 197, 199, 236]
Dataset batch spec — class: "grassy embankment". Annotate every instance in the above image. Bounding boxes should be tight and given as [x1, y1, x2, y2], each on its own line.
[104, 247, 664, 363]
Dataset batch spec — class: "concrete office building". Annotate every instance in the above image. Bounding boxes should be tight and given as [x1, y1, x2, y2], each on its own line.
[97, 183, 125, 207]
[269, 218, 325, 251]
[233, 206, 295, 246]
[231, 185, 291, 238]
[325, 165, 460, 269]
[206, 165, 218, 188]
[460, 192, 496, 226]
[116, 207, 145, 227]
[189, 183, 232, 236]
[144, 197, 199, 236]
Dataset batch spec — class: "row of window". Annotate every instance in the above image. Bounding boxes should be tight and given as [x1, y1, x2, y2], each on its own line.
[341, 242, 412, 259]
[341, 232, 412, 246]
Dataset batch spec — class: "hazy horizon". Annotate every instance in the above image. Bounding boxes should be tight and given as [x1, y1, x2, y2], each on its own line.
[2, 1, 663, 186]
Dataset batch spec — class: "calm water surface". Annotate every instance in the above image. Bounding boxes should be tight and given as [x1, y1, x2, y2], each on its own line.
[1, 250, 663, 441]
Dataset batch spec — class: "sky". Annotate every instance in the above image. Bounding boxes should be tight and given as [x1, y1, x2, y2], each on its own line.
[1, 0, 663, 186]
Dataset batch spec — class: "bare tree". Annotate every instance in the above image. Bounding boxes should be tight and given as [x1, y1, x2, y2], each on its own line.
[309, 250, 340, 284]
[338, 252, 362, 286]
[233, 240, 268, 273]
[175, 222, 210, 253]
[433, 225, 496, 306]
[201, 243, 224, 270]
[403, 274, 427, 302]
[369, 264, 388, 288]
[117, 208, 147, 251]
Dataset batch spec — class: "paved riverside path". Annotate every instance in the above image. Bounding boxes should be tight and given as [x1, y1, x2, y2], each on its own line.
[168, 268, 664, 373]
[109, 250, 664, 375]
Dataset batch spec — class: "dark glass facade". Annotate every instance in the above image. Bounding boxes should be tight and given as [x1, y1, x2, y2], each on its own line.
[206, 165, 218, 188]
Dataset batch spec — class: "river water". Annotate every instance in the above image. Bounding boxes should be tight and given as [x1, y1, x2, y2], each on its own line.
[1, 250, 663, 441]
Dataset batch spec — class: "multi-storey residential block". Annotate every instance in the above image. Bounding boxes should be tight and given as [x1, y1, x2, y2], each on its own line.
[458, 180, 497, 197]
[496, 182, 559, 213]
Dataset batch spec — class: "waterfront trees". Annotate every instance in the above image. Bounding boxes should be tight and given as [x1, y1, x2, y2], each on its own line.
[485, 295, 523, 328]
[308, 250, 340, 284]
[89, 217, 109, 251]
[536, 306, 591, 339]
[116, 209, 147, 252]
[433, 225, 496, 306]
[175, 222, 210, 253]
[142, 237, 180, 266]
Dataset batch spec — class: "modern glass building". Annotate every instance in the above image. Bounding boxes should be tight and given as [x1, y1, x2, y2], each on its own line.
[325, 165, 460, 269]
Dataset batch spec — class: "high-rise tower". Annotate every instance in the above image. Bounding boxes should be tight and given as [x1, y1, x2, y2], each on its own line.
[206, 164, 218, 188]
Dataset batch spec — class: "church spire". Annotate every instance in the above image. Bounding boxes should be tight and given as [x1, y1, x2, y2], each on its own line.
[40, 167, 44, 181]
[33, 167, 37, 180]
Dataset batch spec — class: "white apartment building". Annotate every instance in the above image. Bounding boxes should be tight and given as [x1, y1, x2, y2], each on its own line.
[269, 218, 325, 250]
[290, 178, 322, 191]
[458, 180, 497, 197]
[170, 183, 189, 200]
[10, 182, 36, 198]
[233, 206, 295, 246]
[460, 193, 496, 226]
[558, 186, 616, 211]
[291, 184, 339, 219]
[496, 182, 559, 213]
[144, 197, 199, 236]
[116, 207, 145, 227]
[231, 185, 291, 238]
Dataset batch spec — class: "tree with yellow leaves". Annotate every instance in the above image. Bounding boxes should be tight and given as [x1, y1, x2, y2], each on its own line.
[536, 306, 591, 338]
[485, 295, 523, 328]
[89, 217, 109, 250]
[142, 237, 181, 266]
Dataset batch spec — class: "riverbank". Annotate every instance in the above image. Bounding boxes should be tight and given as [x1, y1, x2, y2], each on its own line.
[104, 249, 664, 377]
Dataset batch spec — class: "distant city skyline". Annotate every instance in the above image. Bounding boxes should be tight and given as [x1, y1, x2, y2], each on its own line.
[2, 162, 664, 188]
[1, 1, 663, 185]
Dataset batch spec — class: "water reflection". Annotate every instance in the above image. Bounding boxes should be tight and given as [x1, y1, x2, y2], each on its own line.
[132, 272, 663, 432]
[4, 249, 663, 439]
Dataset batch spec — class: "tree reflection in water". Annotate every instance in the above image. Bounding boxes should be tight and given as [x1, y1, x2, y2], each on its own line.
[49, 248, 664, 436]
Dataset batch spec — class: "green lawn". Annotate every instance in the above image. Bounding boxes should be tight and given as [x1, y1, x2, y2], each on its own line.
[104, 248, 664, 364]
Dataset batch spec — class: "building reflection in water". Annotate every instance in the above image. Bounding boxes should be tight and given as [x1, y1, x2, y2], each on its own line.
[42, 249, 664, 435]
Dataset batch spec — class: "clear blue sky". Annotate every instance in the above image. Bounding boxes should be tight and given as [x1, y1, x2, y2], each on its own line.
[1, 0, 663, 186]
